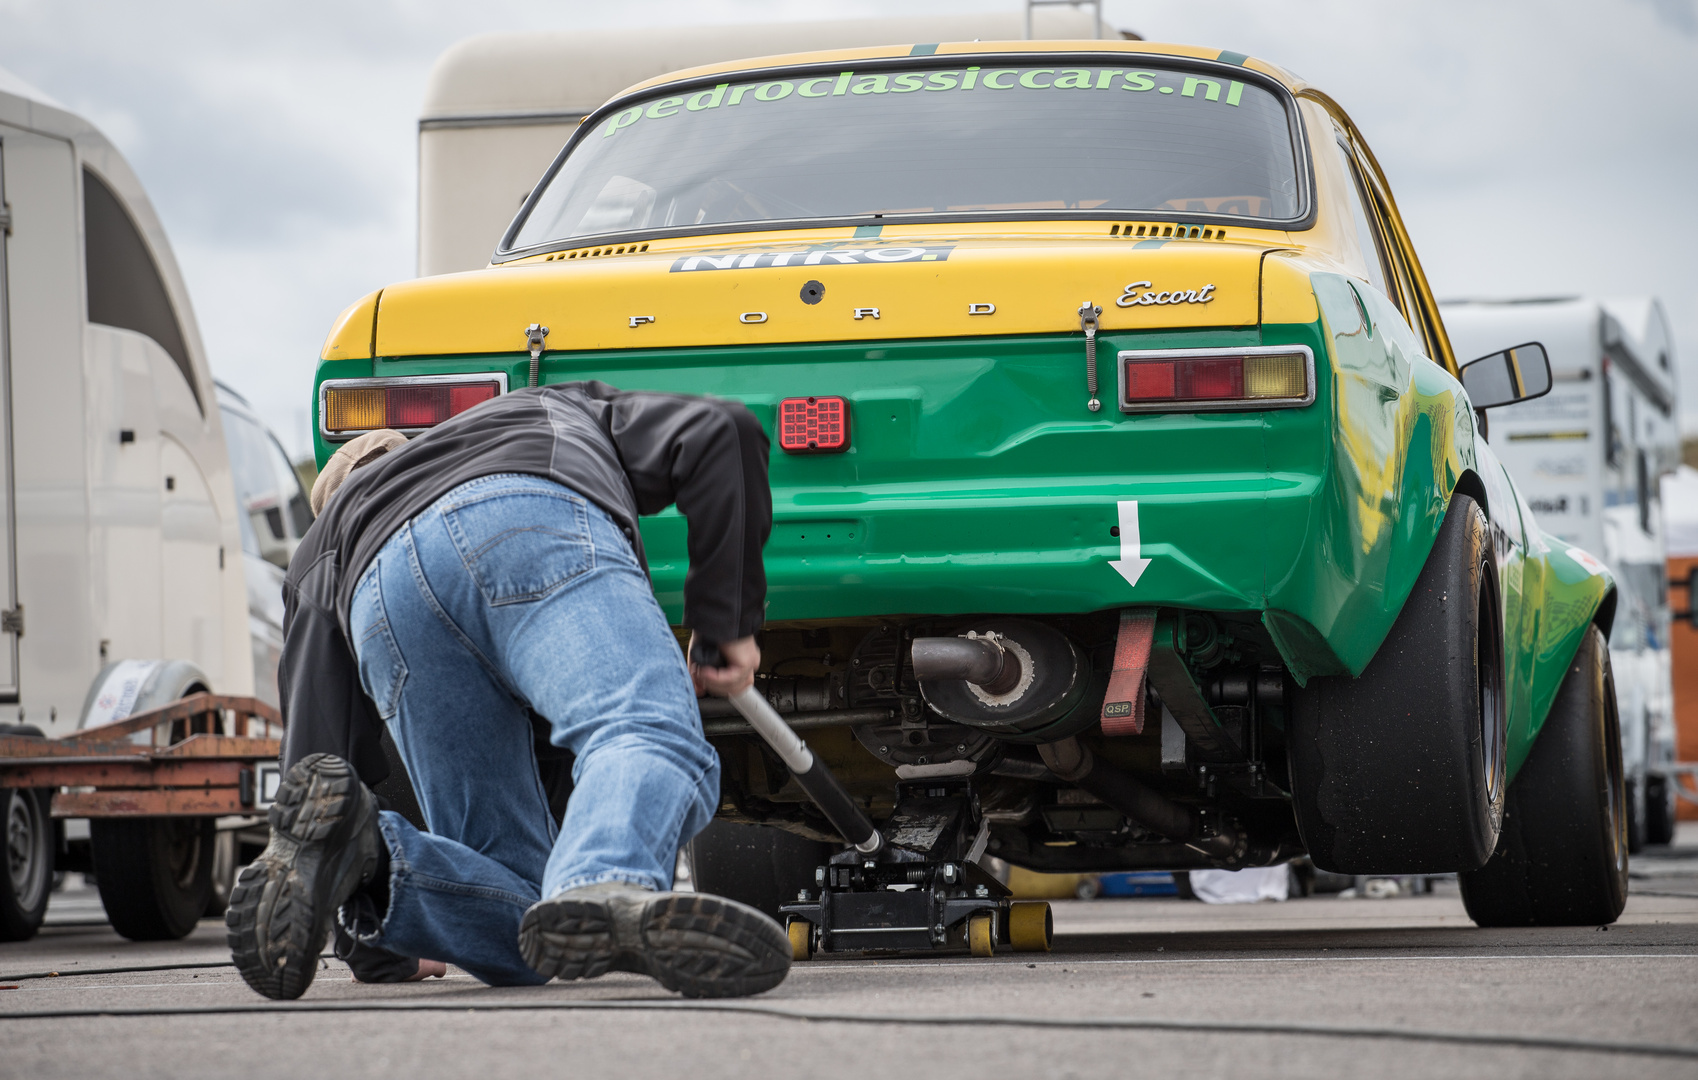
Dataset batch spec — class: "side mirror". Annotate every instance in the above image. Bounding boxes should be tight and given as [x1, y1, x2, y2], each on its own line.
[1460, 342, 1553, 409]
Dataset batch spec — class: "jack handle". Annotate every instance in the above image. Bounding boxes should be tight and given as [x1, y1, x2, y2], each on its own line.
[693, 642, 883, 855]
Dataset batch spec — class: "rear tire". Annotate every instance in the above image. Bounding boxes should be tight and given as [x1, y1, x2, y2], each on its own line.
[687, 820, 833, 922]
[1460, 625, 1629, 927]
[0, 788, 53, 941]
[1288, 493, 1507, 873]
[90, 817, 215, 940]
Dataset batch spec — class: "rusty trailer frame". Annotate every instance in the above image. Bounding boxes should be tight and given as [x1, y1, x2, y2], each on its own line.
[0, 694, 283, 817]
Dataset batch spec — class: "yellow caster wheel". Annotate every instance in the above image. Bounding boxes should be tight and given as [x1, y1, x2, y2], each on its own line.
[787, 919, 814, 961]
[1009, 901, 1053, 952]
[968, 913, 996, 957]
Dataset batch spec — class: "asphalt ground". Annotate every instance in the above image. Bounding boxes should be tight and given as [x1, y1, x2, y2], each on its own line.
[4, 826, 1696, 1080]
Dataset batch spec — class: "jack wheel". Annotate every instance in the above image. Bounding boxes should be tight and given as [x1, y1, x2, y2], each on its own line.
[1009, 901, 1053, 952]
[968, 913, 996, 957]
[787, 918, 813, 961]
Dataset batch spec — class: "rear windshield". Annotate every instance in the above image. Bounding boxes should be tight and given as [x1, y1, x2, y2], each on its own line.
[504, 60, 1304, 253]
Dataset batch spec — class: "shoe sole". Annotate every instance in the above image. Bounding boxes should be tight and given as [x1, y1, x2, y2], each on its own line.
[519, 892, 791, 999]
[226, 754, 378, 1000]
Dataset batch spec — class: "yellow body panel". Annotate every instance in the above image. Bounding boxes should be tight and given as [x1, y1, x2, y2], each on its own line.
[319, 289, 381, 361]
[376, 227, 1277, 357]
[1261, 252, 1321, 325]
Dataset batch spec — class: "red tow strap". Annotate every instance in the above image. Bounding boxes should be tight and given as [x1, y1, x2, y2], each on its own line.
[1101, 608, 1157, 735]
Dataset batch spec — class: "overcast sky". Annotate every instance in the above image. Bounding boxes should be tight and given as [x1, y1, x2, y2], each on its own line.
[1, 0, 1695, 458]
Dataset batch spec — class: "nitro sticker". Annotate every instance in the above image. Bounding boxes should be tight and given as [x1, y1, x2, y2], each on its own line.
[671, 246, 954, 272]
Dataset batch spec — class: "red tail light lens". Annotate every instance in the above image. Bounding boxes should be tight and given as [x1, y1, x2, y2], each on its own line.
[1119, 349, 1311, 412]
[321, 376, 505, 438]
[778, 396, 850, 453]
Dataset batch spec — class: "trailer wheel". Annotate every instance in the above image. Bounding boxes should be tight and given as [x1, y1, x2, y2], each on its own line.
[687, 820, 833, 922]
[1645, 773, 1676, 847]
[204, 828, 238, 917]
[1288, 492, 1506, 874]
[1625, 775, 1647, 855]
[90, 817, 215, 940]
[0, 788, 53, 941]
[1460, 625, 1628, 927]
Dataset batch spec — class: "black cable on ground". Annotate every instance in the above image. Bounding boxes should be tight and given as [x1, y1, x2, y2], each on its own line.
[0, 961, 235, 982]
[0, 998, 1694, 1060]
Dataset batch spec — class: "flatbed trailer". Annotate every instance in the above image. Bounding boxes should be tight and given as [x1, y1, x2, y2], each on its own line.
[0, 693, 281, 828]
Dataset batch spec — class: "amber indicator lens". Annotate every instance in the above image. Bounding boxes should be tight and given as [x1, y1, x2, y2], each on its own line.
[324, 380, 500, 433]
[1123, 353, 1306, 405]
[779, 396, 849, 453]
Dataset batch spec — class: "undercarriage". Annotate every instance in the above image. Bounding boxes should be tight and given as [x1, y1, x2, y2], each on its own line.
[698, 608, 1307, 956]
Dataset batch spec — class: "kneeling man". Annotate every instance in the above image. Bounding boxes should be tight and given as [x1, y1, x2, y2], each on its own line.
[228, 382, 786, 1000]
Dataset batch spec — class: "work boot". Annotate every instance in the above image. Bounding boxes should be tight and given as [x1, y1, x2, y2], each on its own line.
[226, 754, 383, 1000]
[518, 882, 791, 998]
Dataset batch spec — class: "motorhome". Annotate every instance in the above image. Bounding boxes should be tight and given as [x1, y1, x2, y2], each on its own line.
[1443, 296, 1681, 848]
[0, 67, 254, 940]
[418, 12, 1127, 277]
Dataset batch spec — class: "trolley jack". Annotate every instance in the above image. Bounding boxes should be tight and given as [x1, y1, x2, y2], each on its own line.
[713, 674, 1052, 960]
[779, 777, 1052, 959]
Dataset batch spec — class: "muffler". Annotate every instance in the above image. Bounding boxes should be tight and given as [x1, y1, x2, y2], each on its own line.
[910, 619, 1094, 742]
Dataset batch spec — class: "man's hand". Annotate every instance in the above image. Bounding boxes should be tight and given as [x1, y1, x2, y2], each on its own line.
[689, 632, 760, 697]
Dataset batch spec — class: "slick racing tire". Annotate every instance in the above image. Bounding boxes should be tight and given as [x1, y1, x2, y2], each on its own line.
[1460, 625, 1629, 927]
[688, 820, 834, 922]
[1288, 492, 1507, 874]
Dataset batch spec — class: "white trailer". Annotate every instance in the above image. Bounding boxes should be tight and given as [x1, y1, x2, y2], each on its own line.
[1442, 296, 1681, 848]
[0, 66, 255, 940]
[417, 11, 1127, 277]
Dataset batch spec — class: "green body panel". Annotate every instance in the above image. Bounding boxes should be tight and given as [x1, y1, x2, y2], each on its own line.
[311, 283, 1613, 784]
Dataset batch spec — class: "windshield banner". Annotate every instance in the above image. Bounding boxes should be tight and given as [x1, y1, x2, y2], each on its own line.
[608, 67, 1250, 139]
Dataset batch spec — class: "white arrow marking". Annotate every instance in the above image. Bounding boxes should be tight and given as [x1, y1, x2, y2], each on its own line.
[1109, 500, 1154, 587]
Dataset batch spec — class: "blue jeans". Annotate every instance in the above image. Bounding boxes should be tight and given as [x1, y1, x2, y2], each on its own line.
[343, 474, 720, 985]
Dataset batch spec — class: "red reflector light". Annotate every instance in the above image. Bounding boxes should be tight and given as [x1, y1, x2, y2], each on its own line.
[778, 396, 849, 454]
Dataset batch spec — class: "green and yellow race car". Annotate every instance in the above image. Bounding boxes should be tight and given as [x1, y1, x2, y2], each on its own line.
[313, 38, 1626, 953]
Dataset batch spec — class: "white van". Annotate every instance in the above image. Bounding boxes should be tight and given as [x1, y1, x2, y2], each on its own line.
[0, 67, 254, 940]
[217, 381, 312, 709]
[1442, 296, 1682, 848]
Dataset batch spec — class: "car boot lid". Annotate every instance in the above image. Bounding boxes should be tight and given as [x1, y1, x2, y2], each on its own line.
[341, 227, 1292, 360]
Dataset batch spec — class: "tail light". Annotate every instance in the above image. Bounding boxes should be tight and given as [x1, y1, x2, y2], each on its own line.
[778, 396, 850, 454]
[1117, 346, 1313, 412]
[319, 374, 507, 439]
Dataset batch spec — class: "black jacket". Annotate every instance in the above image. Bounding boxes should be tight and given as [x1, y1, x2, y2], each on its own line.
[279, 382, 771, 784]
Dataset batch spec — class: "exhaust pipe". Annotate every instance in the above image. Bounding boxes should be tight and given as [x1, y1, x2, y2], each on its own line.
[909, 620, 1091, 739]
[910, 634, 1021, 695]
[1038, 737, 1246, 862]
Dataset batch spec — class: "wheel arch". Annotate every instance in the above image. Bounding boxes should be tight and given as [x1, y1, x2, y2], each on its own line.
[1513, 538, 1617, 778]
